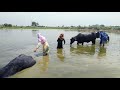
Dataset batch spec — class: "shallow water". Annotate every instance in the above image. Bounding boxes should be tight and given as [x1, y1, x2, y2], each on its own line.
[0, 29, 120, 78]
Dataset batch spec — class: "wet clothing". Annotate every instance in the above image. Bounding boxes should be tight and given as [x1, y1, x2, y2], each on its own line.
[57, 38, 65, 49]
[37, 33, 46, 45]
[43, 42, 49, 55]
[99, 31, 109, 45]
[36, 42, 49, 56]
[36, 33, 49, 55]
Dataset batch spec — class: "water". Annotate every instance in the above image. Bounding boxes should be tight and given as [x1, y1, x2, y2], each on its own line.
[0, 29, 120, 78]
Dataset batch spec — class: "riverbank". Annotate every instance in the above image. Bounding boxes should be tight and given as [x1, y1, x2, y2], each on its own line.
[0, 26, 70, 30]
[0, 27, 120, 34]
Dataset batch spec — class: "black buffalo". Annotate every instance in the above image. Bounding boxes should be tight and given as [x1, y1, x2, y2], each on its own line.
[70, 32, 99, 47]
[0, 54, 36, 78]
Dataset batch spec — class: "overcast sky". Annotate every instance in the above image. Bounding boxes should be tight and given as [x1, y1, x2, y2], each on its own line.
[0, 12, 120, 26]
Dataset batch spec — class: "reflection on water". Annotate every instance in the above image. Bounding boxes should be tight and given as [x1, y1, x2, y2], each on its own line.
[32, 30, 39, 37]
[98, 46, 106, 57]
[70, 45, 95, 55]
[70, 45, 107, 57]
[39, 55, 49, 72]
[57, 49, 65, 62]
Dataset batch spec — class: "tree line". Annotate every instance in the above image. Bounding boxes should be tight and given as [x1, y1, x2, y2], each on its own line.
[0, 22, 120, 30]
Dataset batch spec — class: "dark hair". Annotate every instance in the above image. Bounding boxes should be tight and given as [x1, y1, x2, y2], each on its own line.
[59, 33, 64, 39]
[60, 33, 64, 37]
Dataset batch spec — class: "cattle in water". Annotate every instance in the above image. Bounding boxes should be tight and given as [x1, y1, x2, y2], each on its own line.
[70, 32, 98, 47]
[0, 54, 36, 78]
[96, 31, 109, 46]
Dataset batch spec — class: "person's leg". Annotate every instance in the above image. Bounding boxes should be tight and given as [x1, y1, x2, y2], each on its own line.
[43, 45, 49, 56]
[103, 43, 105, 47]
[100, 39, 102, 46]
[102, 39, 106, 47]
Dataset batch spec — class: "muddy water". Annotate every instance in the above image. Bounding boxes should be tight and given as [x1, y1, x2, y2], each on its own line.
[0, 29, 120, 78]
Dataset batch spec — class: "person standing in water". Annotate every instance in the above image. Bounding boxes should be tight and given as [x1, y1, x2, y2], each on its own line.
[34, 33, 49, 56]
[99, 31, 109, 47]
[57, 33, 65, 49]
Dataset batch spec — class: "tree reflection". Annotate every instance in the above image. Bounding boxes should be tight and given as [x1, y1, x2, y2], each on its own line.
[31, 30, 39, 37]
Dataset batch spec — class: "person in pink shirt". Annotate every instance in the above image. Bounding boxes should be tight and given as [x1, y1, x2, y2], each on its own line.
[34, 33, 49, 56]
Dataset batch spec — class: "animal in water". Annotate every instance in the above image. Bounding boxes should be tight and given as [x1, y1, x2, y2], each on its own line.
[0, 54, 36, 78]
[70, 32, 98, 47]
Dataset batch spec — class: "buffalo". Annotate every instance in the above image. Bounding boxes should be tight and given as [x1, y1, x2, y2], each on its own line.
[70, 32, 98, 47]
[0, 54, 36, 78]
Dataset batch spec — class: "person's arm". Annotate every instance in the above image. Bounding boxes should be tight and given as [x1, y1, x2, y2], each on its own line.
[57, 38, 59, 42]
[63, 39, 65, 44]
[34, 42, 41, 52]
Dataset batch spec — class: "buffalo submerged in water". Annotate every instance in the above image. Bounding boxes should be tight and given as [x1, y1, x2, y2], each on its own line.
[0, 54, 36, 78]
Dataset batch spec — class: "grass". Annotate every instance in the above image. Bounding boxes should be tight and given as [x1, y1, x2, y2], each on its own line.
[0, 26, 71, 30]
[0, 26, 120, 33]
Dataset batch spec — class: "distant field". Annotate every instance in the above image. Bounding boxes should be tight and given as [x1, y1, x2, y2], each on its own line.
[0, 26, 70, 30]
[0, 26, 120, 33]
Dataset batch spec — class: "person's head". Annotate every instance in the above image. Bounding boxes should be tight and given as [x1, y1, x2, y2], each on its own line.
[59, 33, 64, 39]
[37, 33, 46, 43]
[37, 33, 41, 38]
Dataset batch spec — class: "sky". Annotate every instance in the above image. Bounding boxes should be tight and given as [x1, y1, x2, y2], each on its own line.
[0, 12, 120, 26]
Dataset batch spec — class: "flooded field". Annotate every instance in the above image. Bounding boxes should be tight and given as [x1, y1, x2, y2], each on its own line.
[0, 29, 120, 78]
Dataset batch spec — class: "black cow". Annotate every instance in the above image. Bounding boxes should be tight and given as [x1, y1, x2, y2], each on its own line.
[0, 54, 36, 78]
[70, 32, 98, 47]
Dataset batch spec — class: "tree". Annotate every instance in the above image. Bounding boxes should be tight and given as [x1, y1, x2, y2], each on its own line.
[100, 24, 105, 27]
[77, 25, 81, 29]
[36, 23, 39, 26]
[31, 21, 39, 26]
[3, 23, 12, 27]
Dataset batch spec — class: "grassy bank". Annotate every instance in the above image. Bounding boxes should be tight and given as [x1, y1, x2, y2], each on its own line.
[0, 26, 71, 30]
[0, 26, 120, 33]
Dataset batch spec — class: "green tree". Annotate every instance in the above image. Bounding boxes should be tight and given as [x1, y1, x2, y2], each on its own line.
[31, 21, 39, 26]
[4, 23, 12, 27]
